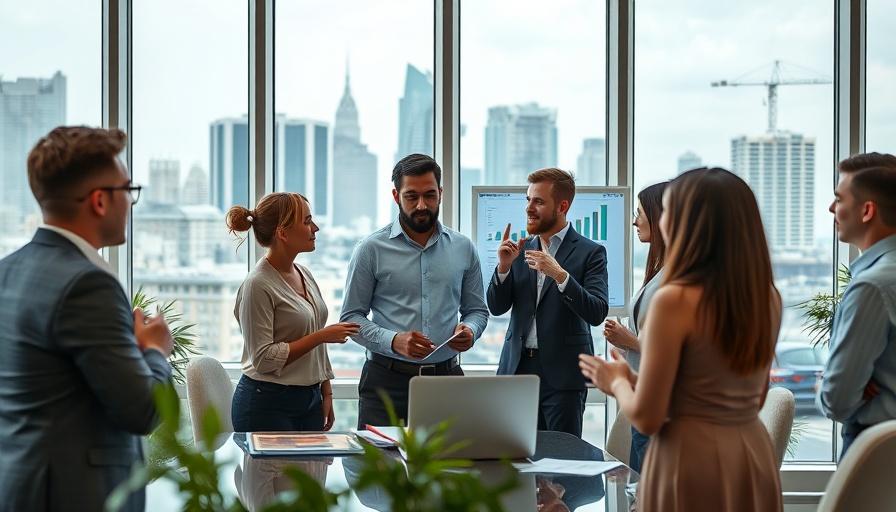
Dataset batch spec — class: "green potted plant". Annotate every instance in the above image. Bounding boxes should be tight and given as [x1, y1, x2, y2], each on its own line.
[793, 264, 852, 348]
[132, 287, 200, 385]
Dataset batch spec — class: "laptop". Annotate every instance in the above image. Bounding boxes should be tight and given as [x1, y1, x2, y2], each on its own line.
[407, 374, 539, 460]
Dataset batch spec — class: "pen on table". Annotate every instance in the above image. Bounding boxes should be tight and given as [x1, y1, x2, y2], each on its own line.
[364, 424, 399, 444]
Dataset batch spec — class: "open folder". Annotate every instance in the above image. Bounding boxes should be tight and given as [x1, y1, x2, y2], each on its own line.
[246, 431, 364, 456]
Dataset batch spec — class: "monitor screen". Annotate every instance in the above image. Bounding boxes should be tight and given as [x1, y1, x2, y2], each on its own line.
[472, 186, 631, 315]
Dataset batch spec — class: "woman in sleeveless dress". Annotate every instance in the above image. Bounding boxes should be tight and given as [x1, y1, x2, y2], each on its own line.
[580, 168, 783, 511]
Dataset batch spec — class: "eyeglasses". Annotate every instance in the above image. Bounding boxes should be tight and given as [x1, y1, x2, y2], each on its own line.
[75, 184, 142, 205]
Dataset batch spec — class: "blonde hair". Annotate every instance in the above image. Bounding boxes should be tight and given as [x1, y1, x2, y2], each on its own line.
[226, 192, 310, 248]
[662, 168, 776, 375]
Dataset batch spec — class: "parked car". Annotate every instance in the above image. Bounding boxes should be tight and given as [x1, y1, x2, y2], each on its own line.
[770, 342, 828, 407]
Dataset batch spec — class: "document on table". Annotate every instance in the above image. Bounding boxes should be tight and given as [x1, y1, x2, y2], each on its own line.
[511, 458, 624, 476]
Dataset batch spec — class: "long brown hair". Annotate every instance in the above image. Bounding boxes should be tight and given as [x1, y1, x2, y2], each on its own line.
[638, 181, 668, 286]
[662, 168, 776, 375]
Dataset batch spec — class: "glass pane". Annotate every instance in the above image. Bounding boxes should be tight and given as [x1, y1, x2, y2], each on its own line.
[867, 0, 896, 155]
[634, 0, 835, 462]
[0, 0, 101, 257]
[275, 1, 434, 377]
[460, 0, 607, 365]
[131, 0, 249, 361]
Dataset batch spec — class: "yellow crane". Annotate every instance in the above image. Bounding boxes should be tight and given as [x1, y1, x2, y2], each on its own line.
[712, 60, 831, 133]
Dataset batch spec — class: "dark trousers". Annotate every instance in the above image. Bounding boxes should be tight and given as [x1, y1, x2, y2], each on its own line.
[357, 358, 464, 429]
[515, 354, 587, 438]
[840, 421, 872, 459]
[629, 426, 650, 474]
[231, 375, 324, 432]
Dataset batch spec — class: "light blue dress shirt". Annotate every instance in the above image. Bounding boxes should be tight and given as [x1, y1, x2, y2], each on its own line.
[817, 233, 896, 425]
[340, 218, 489, 364]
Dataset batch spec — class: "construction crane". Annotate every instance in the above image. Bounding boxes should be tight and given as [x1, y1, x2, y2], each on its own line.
[711, 60, 832, 133]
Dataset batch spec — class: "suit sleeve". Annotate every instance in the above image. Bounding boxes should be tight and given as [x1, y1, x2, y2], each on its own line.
[558, 242, 609, 326]
[486, 265, 515, 316]
[55, 268, 172, 435]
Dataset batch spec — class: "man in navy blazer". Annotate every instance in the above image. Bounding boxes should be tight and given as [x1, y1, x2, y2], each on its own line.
[0, 126, 173, 511]
[487, 168, 609, 437]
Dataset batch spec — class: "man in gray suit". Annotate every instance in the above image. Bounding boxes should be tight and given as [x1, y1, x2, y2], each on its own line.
[0, 126, 173, 511]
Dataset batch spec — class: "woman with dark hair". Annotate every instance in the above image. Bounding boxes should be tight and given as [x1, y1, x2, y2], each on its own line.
[226, 192, 359, 432]
[602, 180, 667, 473]
[580, 168, 783, 511]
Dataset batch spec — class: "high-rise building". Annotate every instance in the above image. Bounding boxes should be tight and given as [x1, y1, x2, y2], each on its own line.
[577, 138, 606, 185]
[0, 71, 66, 227]
[182, 164, 210, 205]
[332, 69, 377, 230]
[485, 103, 557, 185]
[396, 63, 433, 161]
[275, 116, 330, 219]
[148, 159, 180, 204]
[677, 150, 702, 174]
[731, 132, 815, 252]
[209, 116, 249, 211]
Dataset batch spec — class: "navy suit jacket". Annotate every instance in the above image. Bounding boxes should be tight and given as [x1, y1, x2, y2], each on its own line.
[487, 227, 609, 390]
[0, 229, 171, 512]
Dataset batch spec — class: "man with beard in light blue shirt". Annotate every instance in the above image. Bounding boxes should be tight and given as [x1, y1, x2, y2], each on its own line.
[817, 152, 896, 458]
[341, 154, 489, 428]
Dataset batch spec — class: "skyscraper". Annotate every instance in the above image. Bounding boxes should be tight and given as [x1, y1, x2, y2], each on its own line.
[485, 103, 557, 185]
[576, 138, 606, 185]
[677, 150, 702, 174]
[396, 63, 433, 161]
[182, 164, 210, 206]
[332, 69, 377, 230]
[275, 116, 330, 220]
[148, 158, 180, 204]
[0, 71, 66, 227]
[731, 132, 815, 252]
[209, 116, 249, 211]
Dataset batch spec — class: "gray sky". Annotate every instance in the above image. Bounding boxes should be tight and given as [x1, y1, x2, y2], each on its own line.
[2, 0, 895, 234]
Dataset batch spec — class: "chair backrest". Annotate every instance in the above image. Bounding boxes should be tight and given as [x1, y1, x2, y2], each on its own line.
[186, 356, 234, 445]
[759, 386, 795, 468]
[817, 420, 896, 512]
[605, 409, 631, 467]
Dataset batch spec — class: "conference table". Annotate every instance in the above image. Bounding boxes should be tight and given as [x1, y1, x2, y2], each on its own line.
[147, 430, 639, 511]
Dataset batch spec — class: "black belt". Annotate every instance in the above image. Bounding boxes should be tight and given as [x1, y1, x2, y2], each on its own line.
[368, 352, 459, 376]
[522, 347, 539, 358]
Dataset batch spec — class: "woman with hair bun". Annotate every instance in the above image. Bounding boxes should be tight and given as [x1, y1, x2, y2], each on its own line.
[226, 192, 359, 432]
[580, 168, 783, 511]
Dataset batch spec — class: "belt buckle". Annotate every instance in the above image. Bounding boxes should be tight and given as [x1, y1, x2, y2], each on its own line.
[418, 364, 436, 376]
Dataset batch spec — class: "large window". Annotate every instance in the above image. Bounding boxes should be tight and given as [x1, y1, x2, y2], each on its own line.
[274, 1, 434, 377]
[867, 0, 896, 155]
[634, 0, 835, 462]
[0, 0, 101, 257]
[131, 0, 249, 362]
[459, 0, 607, 367]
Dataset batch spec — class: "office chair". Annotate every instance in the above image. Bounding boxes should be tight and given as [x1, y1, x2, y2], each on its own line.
[817, 420, 896, 512]
[605, 409, 632, 467]
[759, 387, 795, 468]
[185, 356, 234, 446]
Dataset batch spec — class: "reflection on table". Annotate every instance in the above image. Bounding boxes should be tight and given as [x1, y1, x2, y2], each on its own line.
[153, 430, 639, 512]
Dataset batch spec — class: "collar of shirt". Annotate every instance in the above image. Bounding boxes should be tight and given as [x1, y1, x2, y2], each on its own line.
[389, 216, 450, 248]
[850, 233, 896, 277]
[39, 224, 116, 276]
[538, 222, 571, 256]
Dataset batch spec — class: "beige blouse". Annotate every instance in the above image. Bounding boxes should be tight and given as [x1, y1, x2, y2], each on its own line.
[235, 258, 334, 386]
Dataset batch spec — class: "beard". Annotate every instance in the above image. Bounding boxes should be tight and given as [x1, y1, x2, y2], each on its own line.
[526, 210, 558, 235]
[400, 206, 439, 233]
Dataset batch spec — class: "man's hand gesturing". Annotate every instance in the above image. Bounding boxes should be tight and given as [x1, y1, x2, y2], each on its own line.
[497, 223, 526, 274]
